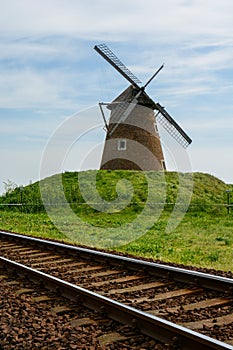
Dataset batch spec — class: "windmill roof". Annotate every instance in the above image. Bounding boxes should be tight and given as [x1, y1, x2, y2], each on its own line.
[108, 85, 157, 110]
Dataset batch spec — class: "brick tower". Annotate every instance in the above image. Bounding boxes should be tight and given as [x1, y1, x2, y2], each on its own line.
[100, 85, 165, 171]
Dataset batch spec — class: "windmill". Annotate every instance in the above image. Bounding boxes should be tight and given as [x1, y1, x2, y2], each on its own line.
[94, 43, 192, 171]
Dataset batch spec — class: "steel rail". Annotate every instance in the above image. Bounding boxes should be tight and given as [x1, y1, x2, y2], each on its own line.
[1, 230, 232, 293]
[1, 256, 232, 350]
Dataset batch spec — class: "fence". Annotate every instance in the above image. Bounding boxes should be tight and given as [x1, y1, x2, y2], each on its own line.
[0, 201, 232, 215]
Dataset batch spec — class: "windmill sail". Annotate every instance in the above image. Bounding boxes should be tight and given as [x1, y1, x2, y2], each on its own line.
[94, 44, 141, 87]
[109, 89, 142, 136]
[155, 103, 192, 148]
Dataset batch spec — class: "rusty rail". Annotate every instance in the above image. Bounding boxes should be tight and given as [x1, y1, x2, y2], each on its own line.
[1, 256, 232, 350]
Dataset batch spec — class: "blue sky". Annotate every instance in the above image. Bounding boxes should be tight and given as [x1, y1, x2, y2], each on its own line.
[0, 0, 233, 193]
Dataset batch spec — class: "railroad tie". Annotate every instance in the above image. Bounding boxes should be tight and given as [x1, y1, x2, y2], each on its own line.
[180, 313, 233, 330]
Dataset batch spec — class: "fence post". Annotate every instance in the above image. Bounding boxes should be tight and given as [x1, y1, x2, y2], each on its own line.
[226, 190, 231, 214]
[20, 186, 24, 213]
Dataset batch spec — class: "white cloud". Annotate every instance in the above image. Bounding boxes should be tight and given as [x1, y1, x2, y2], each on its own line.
[190, 146, 233, 184]
[0, 0, 232, 41]
[0, 148, 42, 193]
[0, 66, 97, 110]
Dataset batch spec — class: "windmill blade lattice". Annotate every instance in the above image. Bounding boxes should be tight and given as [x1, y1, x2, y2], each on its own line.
[155, 103, 192, 148]
[94, 44, 142, 87]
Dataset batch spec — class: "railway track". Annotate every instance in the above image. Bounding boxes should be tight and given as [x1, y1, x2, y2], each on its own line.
[0, 230, 233, 349]
[1, 262, 166, 349]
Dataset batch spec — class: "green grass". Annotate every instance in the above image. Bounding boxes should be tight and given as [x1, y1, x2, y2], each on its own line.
[0, 170, 232, 271]
[0, 210, 232, 271]
[118, 212, 233, 271]
[0, 211, 65, 240]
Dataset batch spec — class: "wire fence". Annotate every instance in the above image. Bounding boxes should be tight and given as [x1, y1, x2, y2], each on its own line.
[0, 202, 232, 214]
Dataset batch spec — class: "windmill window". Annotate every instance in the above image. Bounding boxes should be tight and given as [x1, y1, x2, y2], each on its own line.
[118, 139, 127, 150]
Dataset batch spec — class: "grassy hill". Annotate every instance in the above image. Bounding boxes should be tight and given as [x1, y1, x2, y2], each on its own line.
[0, 170, 231, 213]
[0, 171, 232, 271]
